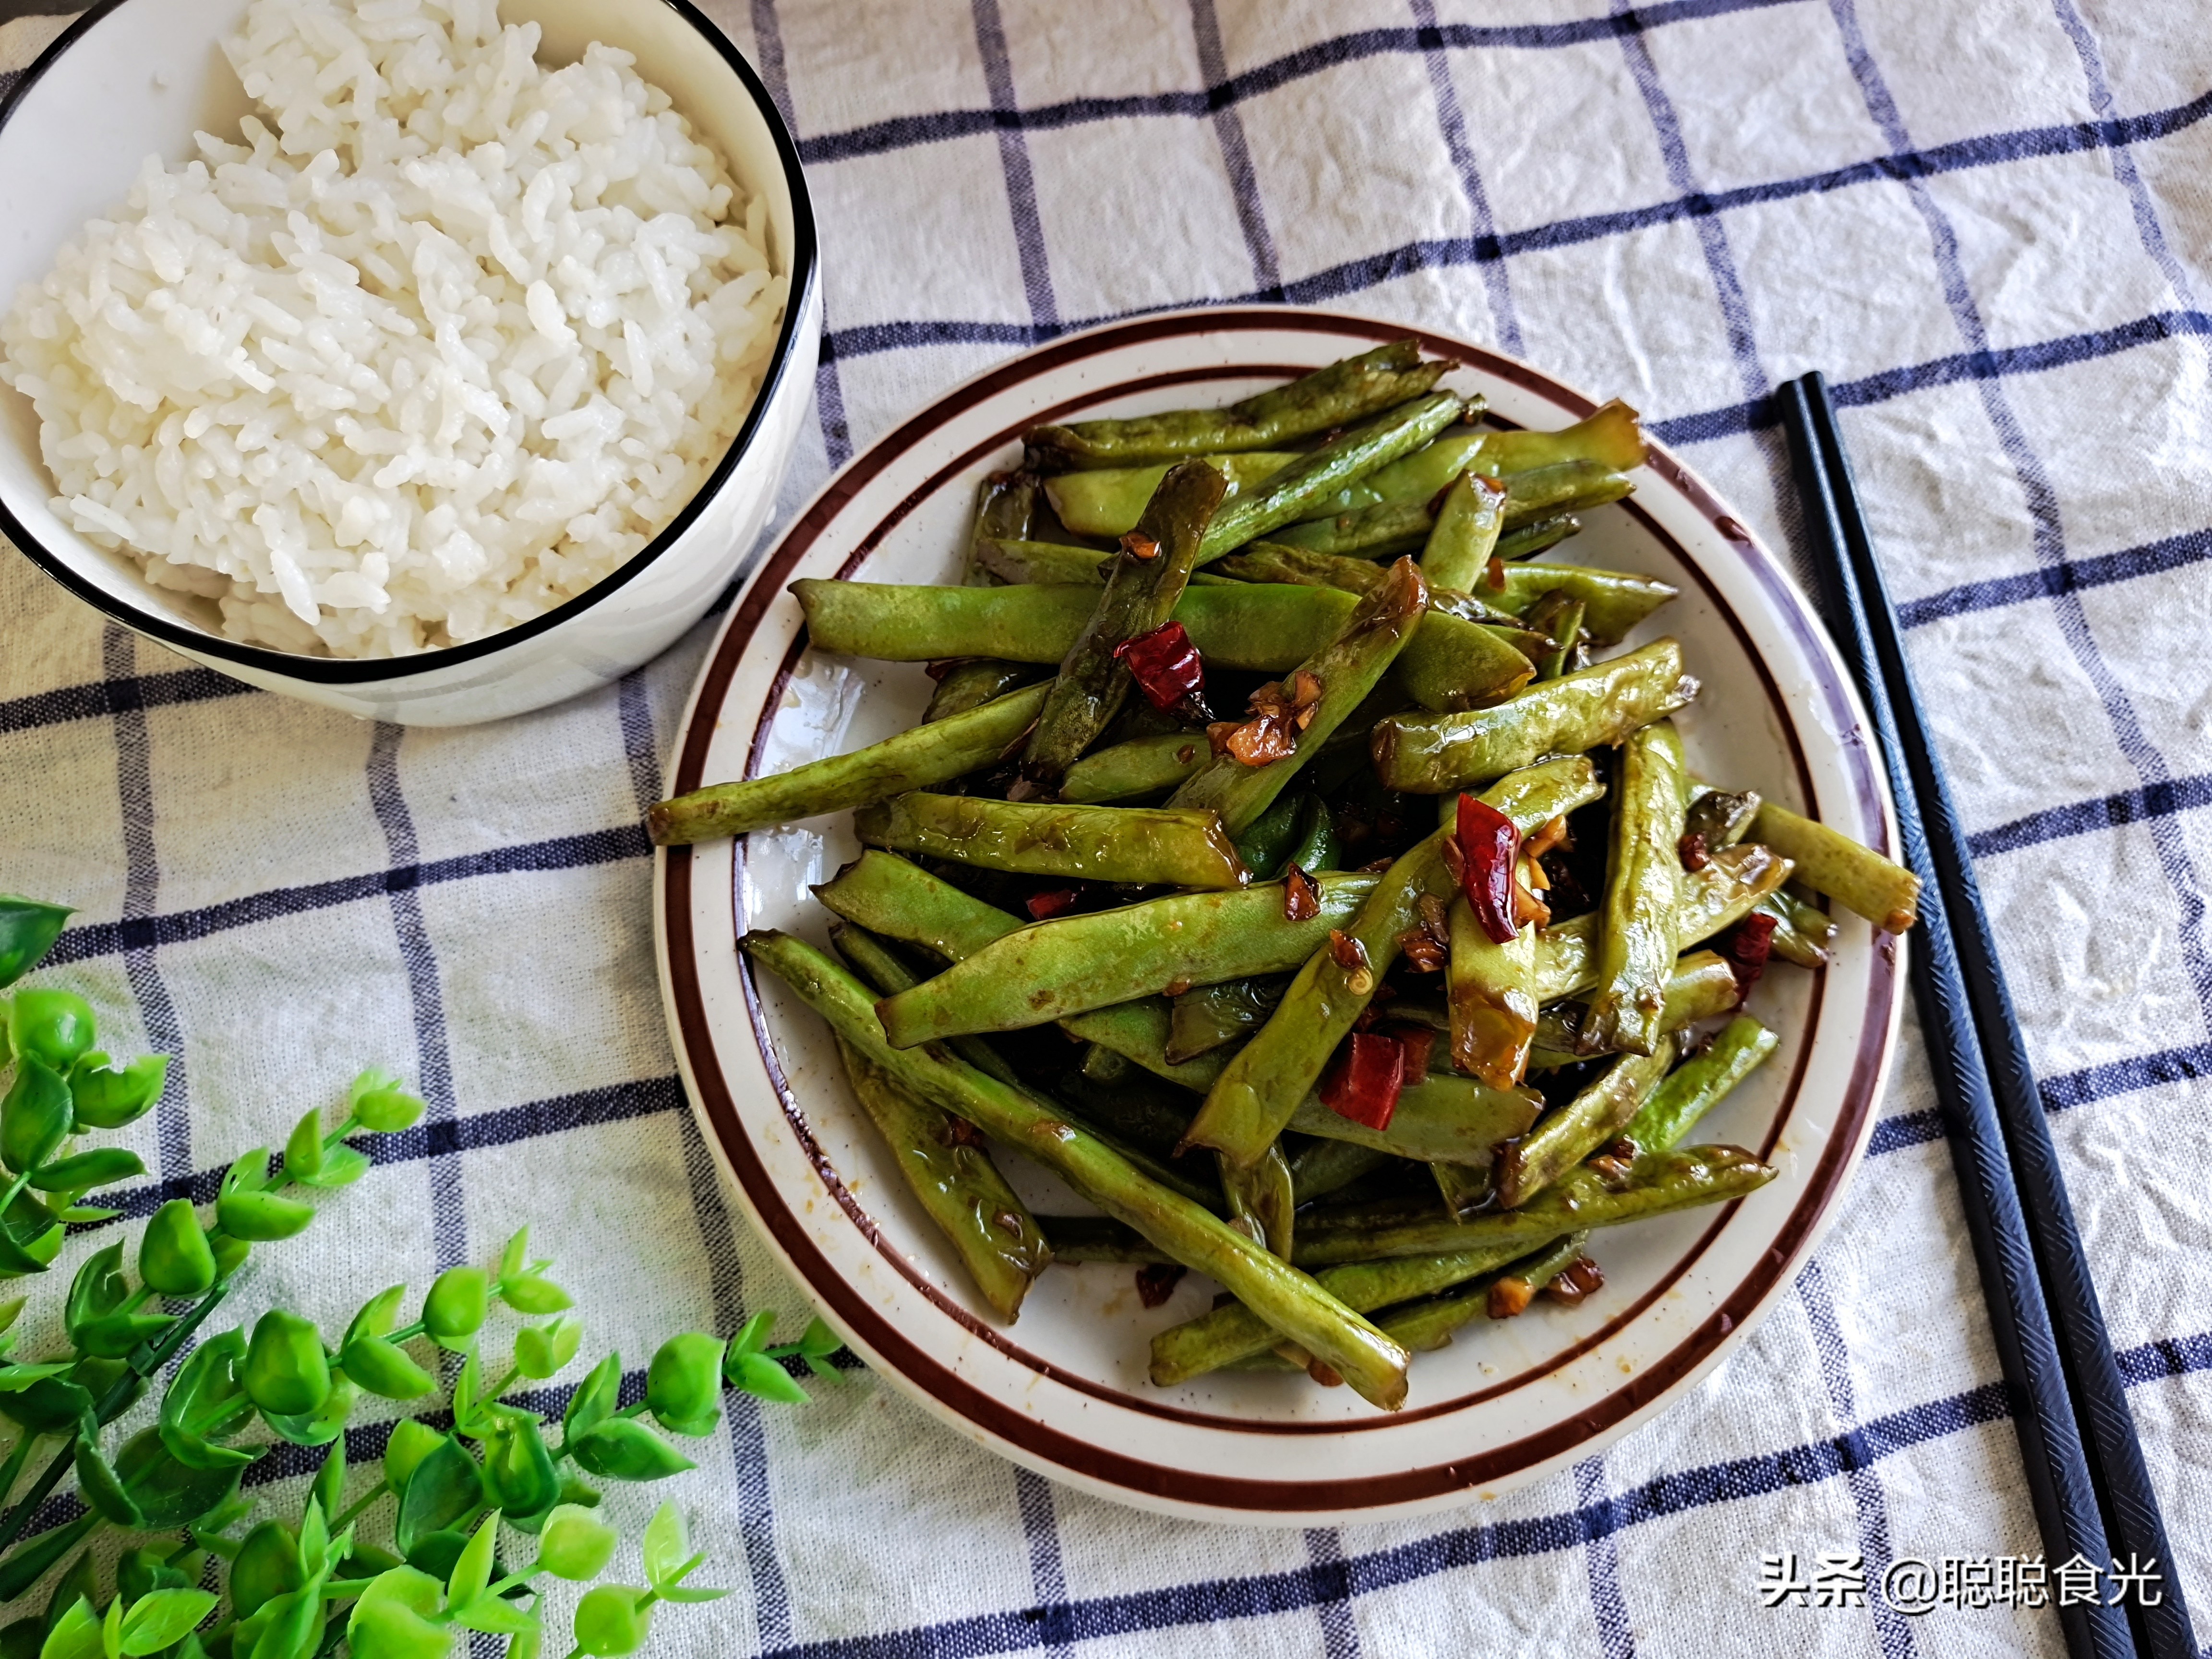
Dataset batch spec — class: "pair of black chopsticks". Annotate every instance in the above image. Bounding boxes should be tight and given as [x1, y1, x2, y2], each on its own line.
[1779, 374, 2193, 1659]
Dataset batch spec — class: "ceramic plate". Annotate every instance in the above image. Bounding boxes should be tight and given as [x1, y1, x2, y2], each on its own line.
[653, 308, 1905, 1524]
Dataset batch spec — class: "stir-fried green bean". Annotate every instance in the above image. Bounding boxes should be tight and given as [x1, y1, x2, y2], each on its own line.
[649, 681, 1050, 845]
[1026, 341, 1448, 470]
[1582, 719, 1689, 1057]
[1418, 470, 1507, 592]
[1021, 460, 1225, 783]
[1752, 803, 1921, 933]
[854, 793, 1249, 889]
[744, 933, 1411, 1408]
[1059, 732, 1211, 803]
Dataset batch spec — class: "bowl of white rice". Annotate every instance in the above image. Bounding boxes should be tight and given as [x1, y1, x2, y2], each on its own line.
[0, 0, 819, 725]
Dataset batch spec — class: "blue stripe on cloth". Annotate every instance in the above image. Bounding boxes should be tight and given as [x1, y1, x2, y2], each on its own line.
[1827, 0, 2212, 1040]
[748, 1380, 2017, 1659]
[2046, 0, 2201, 312]
[101, 626, 194, 1186]
[1796, 1260, 1916, 1657]
[616, 668, 662, 817]
[1573, 1456, 1638, 1659]
[1614, 6, 1770, 410]
[2039, 1043, 2212, 1113]
[972, 0, 1061, 331]
[0, 663, 252, 733]
[747, 0, 854, 469]
[795, 0, 1811, 164]
[42, 823, 650, 968]
[1187, 0, 1286, 298]
[1017, 1470, 1078, 1654]
[1304, 1527, 1363, 1659]
[1898, 526, 2212, 629]
[808, 89, 2212, 370]
[365, 723, 469, 1267]
[1407, 0, 1526, 355]
[1868, 1110, 1943, 1155]
[1969, 773, 2212, 859]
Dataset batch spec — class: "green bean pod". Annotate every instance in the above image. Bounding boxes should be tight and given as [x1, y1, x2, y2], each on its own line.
[924, 661, 1048, 723]
[1532, 843, 1791, 1002]
[1292, 1143, 1776, 1266]
[838, 1040, 1050, 1321]
[1371, 639, 1696, 794]
[854, 793, 1249, 890]
[1528, 950, 1743, 1070]
[1495, 459, 1634, 522]
[1621, 1015, 1779, 1158]
[1046, 451, 1296, 540]
[1367, 1232, 1595, 1356]
[1220, 1142, 1297, 1257]
[1418, 470, 1506, 592]
[1169, 977, 1288, 1062]
[1170, 558, 1430, 834]
[874, 874, 1374, 1044]
[1273, 462, 1628, 559]
[974, 538, 1111, 585]
[1498, 517, 1581, 561]
[1287, 1140, 1390, 1206]
[1755, 891, 1836, 968]
[1268, 498, 1433, 560]
[814, 851, 1025, 961]
[745, 932, 1411, 1409]
[1498, 564, 1675, 644]
[1025, 342, 1447, 470]
[649, 681, 1050, 846]
[1582, 719, 1689, 1057]
[1284, 1070, 1539, 1165]
[1475, 401, 1647, 476]
[1059, 733, 1210, 803]
[1022, 460, 1225, 782]
[1196, 393, 1467, 563]
[1184, 760, 1597, 1167]
[1751, 804, 1921, 933]
[1393, 608, 1536, 714]
[1448, 885, 1539, 1089]
[1493, 1042, 1677, 1210]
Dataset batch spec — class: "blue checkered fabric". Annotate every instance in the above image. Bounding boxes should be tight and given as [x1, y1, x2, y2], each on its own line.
[3, 0, 2208, 1653]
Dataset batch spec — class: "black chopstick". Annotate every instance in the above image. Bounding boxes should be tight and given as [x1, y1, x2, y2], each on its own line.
[1793, 373, 2196, 1659]
[1778, 378, 2134, 1659]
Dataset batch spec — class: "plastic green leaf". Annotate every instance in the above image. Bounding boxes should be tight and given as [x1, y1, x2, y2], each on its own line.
[0, 1296, 23, 1334]
[112, 1426, 245, 1528]
[732, 1352, 810, 1407]
[342, 1336, 436, 1401]
[422, 1267, 488, 1352]
[222, 1147, 270, 1197]
[1, 1056, 72, 1176]
[0, 1361, 71, 1391]
[497, 1275, 571, 1316]
[215, 1189, 315, 1242]
[291, 1143, 371, 1190]
[75, 1434, 146, 1526]
[346, 1568, 453, 1659]
[724, 1310, 776, 1364]
[537, 1505, 617, 1583]
[498, 1229, 529, 1283]
[480, 1414, 559, 1520]
[68, 1055, 167, 1131]
[0, 1515, 97, 1605]
[344, 1284, 409, 1346]
[117, 1590, 218, 1657]
[562, 1353, 621, 1441]
[347, 1069, 403, 1109]
[9, 990, 96, 1072]
[282, 1109, 325, 1181]
[645, 1334, 724, 1436]
[29, 1147, 145, 1194]
[0, 896, 72, 990]
[313, 1439, 347, 1527]
[137, 1200, 216, 1298]
[568, 1419, 696, 1482]
[232, 1582, 323, 1659]
[36, 1596, 102, 1659]
[46, 1551, 98, 1630]
[450, 1349, 483, 1430]
[231, 1523, 304, 1621]
[395, 1435, 485, 1557]
[381, 1419, 444, 1494]
[446, 1512, 499, 1610]
[571, 1587, 651, 1659]
[350, 1084, 425, 1136]
[641, 1502, 687, 1590]
[260, 1370, 359, 1447]
[158, 1329, 257, 1471]
[447, 1597, 535, 1638]
[500, 1629, 541, 1659]
[0, 1372, 94, 1436]
[299, 1496, 330, 1570]
[513, 1317, 580, 1381]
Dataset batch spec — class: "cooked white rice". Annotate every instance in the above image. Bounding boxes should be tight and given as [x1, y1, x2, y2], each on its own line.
[0, 0, 786, 657]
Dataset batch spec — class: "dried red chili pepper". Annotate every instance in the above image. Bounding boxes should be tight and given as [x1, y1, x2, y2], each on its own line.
[1677, 830, 1711, 872]
[1327, 929, 1374, 992]
[1283, 864, 1320, 922]
[1487, 1276, 1537, 1320]
[1719, 911, 1778, 1002]
[1114, 620, 1206, 712]
[1394, 1025, 1435, 1084]
[1319, 1031, 1406, 1131]
[1025, 888, 1081, 920]
[1455, 794, 1523, 944]
[940, 1117, 986, 1150]
[1119, 530, 1160, 561]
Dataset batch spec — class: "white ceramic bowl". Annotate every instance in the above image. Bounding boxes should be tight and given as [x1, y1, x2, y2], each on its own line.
[655, 309, 1907, 1524]
[0, 0, 819, 726]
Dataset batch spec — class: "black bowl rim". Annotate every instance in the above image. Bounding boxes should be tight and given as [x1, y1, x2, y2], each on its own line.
[0, 0, 819, 685]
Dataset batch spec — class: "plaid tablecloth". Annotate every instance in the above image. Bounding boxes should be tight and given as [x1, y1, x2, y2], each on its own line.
[4, 0, 2209, 1654]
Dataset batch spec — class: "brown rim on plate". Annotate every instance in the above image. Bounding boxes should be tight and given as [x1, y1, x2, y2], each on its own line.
[661, 308, 1899, 1511]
